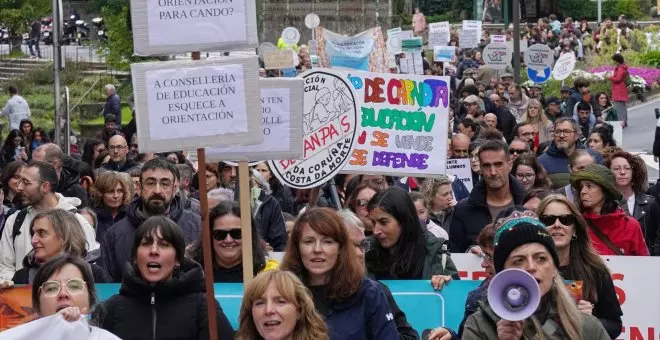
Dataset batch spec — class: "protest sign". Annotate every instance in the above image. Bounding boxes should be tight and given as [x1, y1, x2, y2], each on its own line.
[130, 0, 258, 56]
[399, 30, 414, 39]
[606, 121, 624, 147]
[206, 78, 304, 161]
[427, 22, 450, 48]
[340, 72, 450, 178]
[433, 46, 455, 62]
[131, 56, 262, 153]
[459, 29, 479, 49]
[263, 49, 295, 70]
[399, 52, 424, 75]
[446, 158, 473, 192]
[525, 44, 554, 83]
[0, 285, 35, 331]
[401, 37, 423, 52]
[269, 70, 358, 189]
[482, 43, 510, 70]
[282, 68, 298, 77]
[386, 28, 402, 55]
[0, 315, 101, 340]
[304, 13, 320, 29]
[462, 20, 483, 40]
[281, 27, 301, 45]
[320, 28, 376, 71]
[490, 34, 506, 45]
[552, 52, 576, 81]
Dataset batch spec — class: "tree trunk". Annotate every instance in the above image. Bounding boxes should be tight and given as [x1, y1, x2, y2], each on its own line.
[9, 36, 23, 54]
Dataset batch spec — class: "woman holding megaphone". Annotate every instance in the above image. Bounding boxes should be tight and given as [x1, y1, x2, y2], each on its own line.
[462, 214, 610, 340]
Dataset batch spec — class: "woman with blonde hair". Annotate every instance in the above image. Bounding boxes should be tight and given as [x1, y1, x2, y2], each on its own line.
[462, 215, 609, 340]
[237, 270, 329, 340]
[536, 194, 622, 338]
[91, 171, 133, 243]
[421, 176, 454, 234]
[521, 98, 553, 146]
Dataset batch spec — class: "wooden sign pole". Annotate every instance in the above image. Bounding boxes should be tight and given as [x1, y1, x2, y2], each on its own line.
[238, 160, 254, 283]
[193, 51, 219, 340]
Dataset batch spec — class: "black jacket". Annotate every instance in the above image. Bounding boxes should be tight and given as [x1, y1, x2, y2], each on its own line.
[494, 107, 517, 143]
[627, 192, 660, 256]
[96, 259, 234, 340]
[654, 117, 660, 158]
[99, 196, 201, 281]
[57, 165, 89, 208]
[103, 94, 122, 125]
[378, 282, 419, 340]
[94, 206, 126, 243]
[253, 191, 288, 251]
[449, 175, 526, 252]
[102, 158, 138, 173]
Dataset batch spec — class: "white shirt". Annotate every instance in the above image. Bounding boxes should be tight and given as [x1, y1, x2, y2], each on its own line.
[1, 314, 122, 340]
[626, 194, 635, 216]
[1, 95, 31, 130]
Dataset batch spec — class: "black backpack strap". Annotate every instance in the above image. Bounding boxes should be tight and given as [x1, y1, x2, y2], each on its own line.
[11, 209, 30, 244]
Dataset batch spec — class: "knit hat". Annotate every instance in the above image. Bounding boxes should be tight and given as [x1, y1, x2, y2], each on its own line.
[493, 216, 559, 273]
[570, 164, 623, 202]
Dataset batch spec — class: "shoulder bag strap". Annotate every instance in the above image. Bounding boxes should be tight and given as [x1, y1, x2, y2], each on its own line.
[585, 219, 624, 255]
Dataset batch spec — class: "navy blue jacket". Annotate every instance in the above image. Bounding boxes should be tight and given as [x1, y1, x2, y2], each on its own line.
[537, 142, 603, 189]
[100, 196, 201, 281]
[93, 206, 126, 243]
[103, 93, 122, 126]
[313, 278, 399, 340]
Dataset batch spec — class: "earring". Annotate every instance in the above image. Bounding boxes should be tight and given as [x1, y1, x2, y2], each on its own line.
[572, 234, 577, 240]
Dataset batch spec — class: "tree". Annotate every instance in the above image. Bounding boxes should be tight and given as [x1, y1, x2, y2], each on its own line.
[0, 0, 51, 52]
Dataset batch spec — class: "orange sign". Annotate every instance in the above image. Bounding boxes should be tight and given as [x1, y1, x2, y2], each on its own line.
[0, 286, 37, 331]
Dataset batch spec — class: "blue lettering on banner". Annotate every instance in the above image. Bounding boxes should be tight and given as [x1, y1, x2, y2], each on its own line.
[94, 281, 481, 334]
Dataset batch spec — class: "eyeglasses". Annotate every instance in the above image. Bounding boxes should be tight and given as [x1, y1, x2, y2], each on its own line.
[355, 199, 369, 208]
[515, 173, 536, 181]
[355, 240, 370, 253]
[539, 214, 576, 227]
[509, 149, 528, 155]
[39, 278, 87, 297]
[481, 252, 493, 262]
[108, 145, 127, 151]
[555, 129, 575, 136]
[212, 229, 242, 241]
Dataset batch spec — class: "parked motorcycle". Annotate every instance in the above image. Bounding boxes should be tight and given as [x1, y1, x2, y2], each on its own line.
[92, 17, 106, 41]
[74, 19, 89, 45]
[0, 25, 9, 44]
[41, 17, 53, 45]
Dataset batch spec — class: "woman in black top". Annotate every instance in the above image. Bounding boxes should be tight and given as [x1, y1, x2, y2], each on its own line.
[188, 200, 269, 282]
[536, 194, 622, 339]
[96, 216, 234, 340]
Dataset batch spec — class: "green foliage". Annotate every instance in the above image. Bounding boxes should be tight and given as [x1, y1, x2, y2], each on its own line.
[97, 5, 133, 70]
[639, 51, 660, 67]
[0, 0, 51, 34]
[615, 0, 645, 20]
[557, 0, 652, 20]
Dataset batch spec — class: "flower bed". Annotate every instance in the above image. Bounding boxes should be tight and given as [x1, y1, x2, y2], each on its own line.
[588, 66, 660, 89]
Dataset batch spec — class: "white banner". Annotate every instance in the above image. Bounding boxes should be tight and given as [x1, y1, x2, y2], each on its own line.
[206, 78, 304, 161]
[433, 46, 455, 63]
[462, 20, 483, 40]
[130, 0, 258, 56]
[269, 70, 358, 189]
[482, 44, 510, 70]
[552, 52, 576, 81]
[131, 57, 262, 152]
[446, 158, 473, 192]
[1, 315, 112, 340]
[490, 35, 506, 45]
[340, 72, 450, 178]
[459, 30, 479, 49]
[428, 22, 450, 48]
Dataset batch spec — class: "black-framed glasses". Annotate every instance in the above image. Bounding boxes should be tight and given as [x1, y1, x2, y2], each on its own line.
[39, 278, 87, 297]
[212, 229, 242, 241]
[515, 173, 536, 181]
[539, 214, 576, 227]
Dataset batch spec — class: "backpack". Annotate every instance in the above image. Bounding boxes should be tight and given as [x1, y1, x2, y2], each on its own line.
[11, 209, 29, 244]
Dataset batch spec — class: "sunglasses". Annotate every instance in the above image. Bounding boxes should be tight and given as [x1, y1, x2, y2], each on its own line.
[39, 278, 87, 297]
[539, 214, 576, 227]
[510, 149, 528, 155]
[212, 229, 242, 241]
[355, 199, 369, 208]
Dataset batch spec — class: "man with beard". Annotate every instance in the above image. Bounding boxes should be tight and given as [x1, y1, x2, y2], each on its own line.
[538, 117, 603, 190]
[99, 158, 201, 281]
[449, 140, 526, 253]
[218, 161, 237, 189]
[514, 122, 536, 150]
[0, 161, 97, 280]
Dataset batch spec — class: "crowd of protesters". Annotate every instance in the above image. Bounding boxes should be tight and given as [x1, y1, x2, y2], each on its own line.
[0, 12, 658, 340]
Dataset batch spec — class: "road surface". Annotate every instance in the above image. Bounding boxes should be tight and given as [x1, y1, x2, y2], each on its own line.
[0, 43, 103, 63]
[621, 97, 660, 182]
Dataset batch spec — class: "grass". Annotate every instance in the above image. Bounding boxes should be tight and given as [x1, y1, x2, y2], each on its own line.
[0, 61, 127, 133]
[84, 105, 132, 125]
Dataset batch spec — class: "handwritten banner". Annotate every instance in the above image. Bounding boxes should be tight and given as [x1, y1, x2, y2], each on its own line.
[322, 28, 376, 71]
[269, 70, 357, 189]
[428, 22, 450, 48]
[263, 50, 295, 70]
[433, 46, 455, 63]
[340, 72, 450, 177]
[459, 30, 479, 49]
[446, 158, 473, 192]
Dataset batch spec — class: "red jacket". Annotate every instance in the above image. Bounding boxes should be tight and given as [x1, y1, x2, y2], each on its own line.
[608, 64, 629, 102]
[583, 209, 649, 256]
